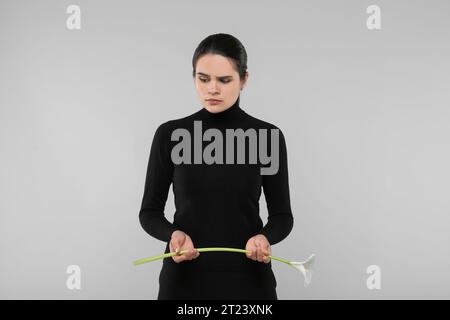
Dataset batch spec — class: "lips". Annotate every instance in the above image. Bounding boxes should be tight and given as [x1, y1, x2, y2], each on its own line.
[206, 99, 222, 102]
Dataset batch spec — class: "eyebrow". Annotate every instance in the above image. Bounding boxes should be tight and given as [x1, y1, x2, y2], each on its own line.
[196, 72, 233, 79]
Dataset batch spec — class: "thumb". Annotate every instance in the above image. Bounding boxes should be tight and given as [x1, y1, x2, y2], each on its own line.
[172, 232, 186, 251]
[246, 245, 255, 257]
[171, 239, 182, 254]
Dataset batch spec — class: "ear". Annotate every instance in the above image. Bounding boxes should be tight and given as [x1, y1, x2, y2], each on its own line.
[241, 71, 249, 90]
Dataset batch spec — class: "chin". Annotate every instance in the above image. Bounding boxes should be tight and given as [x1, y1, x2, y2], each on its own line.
[205, 105, 224, 113]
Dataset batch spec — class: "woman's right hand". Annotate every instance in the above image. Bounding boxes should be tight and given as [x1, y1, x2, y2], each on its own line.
[169, 230, 200, 263]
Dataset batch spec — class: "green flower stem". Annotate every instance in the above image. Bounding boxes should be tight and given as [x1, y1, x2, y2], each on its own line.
[133, 247, 292, 266]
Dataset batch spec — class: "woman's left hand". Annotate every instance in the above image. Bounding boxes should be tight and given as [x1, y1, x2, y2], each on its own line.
[245, 234, 271, 263]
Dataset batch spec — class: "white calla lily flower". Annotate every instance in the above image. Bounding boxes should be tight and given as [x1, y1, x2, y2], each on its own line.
[289, 254, 315, 287]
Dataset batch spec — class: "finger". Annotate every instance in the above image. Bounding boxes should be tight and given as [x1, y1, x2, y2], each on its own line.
[176, 251, 188, 262]
[192, 249, 200, 259]
[251, 248, 257, 260]
[263, 244, 271, 263]
[171, 241, 181, 255]
[187, 249, 196, 260]
[257, 244, 263, 262]
[186, 248, 196, 260]
[254, 244, 259, 261]
[247, 249, 255, 260]
[263, 248, 271, 263]
[174, 248, 184, 259]
[170, 242, 178, 254]
[260, 246, 266, 262]
[253, 245, 259, 260]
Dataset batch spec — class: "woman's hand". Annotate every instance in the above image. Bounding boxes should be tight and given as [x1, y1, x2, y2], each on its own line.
[245, 234, 271, 263]
[169, 230, 200, 263]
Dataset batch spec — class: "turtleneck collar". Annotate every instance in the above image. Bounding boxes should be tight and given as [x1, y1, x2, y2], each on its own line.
[200, 96, 243, 121]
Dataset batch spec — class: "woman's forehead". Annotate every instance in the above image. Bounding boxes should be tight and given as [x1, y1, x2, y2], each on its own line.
[196, 54, 237, 72]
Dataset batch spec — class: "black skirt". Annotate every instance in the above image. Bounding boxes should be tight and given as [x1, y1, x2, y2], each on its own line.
[157, 266, 278, 300]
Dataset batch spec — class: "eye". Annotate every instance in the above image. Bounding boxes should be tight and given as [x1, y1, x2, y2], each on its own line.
[221, 79, 231, 83]
[199, 78, 208, 82]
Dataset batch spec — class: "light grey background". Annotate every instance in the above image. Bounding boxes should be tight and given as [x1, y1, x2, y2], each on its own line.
[1, 0, 449, 299]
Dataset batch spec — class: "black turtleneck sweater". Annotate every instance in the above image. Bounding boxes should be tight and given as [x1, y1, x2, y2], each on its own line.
[139, 98, 294, 278]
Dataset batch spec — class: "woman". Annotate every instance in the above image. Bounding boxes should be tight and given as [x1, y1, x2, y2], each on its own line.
[139, 33, 294, 300]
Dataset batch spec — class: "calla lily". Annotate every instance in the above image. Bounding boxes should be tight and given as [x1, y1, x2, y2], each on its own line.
[288, 254, 315, 287]
[133, 247, 315, 287]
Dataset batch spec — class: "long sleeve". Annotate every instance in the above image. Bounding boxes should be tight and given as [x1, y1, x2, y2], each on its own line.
[139, 121, 179, 243]
[258, 129, 294, 245]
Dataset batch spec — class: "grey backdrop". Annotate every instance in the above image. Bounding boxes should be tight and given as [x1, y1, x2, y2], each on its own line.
[1, 0, 449, 299]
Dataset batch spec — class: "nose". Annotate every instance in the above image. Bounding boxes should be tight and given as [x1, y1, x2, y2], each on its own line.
[207, 81, 220, 94]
